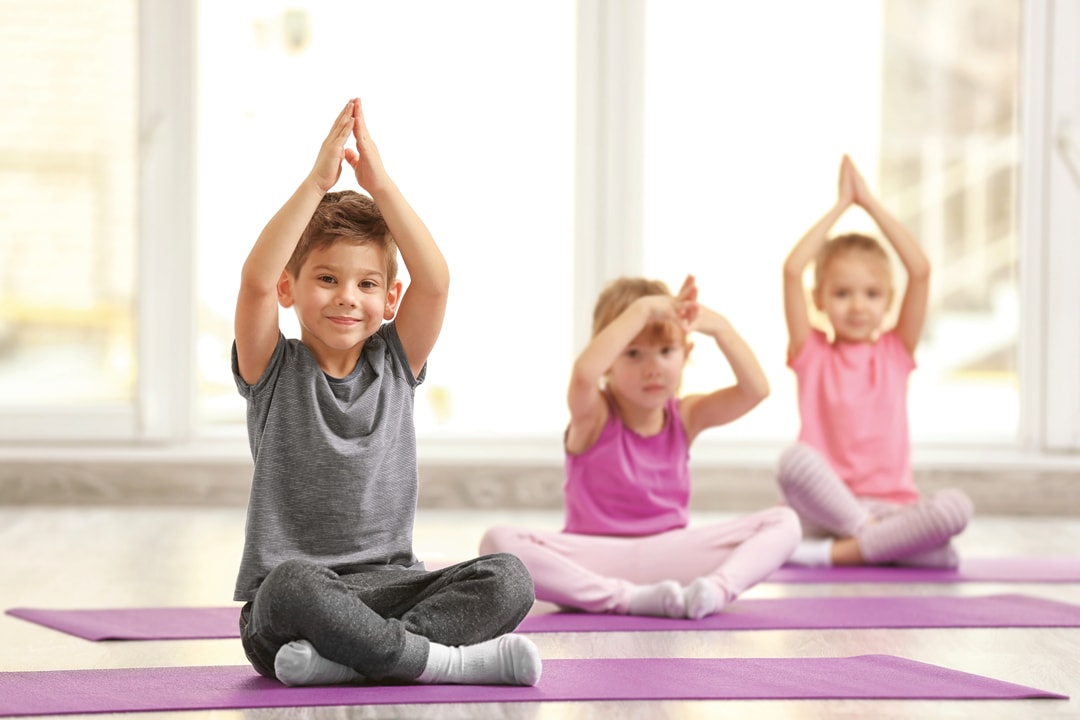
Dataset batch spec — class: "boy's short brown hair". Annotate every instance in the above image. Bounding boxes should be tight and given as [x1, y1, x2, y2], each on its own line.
[592, 277, 685, 347]
[286, 190, 398, 283]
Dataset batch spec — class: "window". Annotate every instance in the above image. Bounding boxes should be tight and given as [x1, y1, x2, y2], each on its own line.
[0, 2, 137, 414]
[195, 1, 577, 439]
[3, 0, 1078, 460]
[642, 0, 1020, 444]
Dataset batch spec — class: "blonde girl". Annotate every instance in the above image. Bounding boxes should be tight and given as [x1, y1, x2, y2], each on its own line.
[481, 275, 800, 619]
[779, 154, 973, 568]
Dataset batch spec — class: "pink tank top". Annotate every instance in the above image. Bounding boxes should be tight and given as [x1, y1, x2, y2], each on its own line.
[563, 394, 690, 536]
[790, 329, 919, 504]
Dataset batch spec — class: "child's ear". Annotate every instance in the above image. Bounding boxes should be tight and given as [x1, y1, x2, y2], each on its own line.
[811, 287, 824, 311]
[383, 279, 404, 320]
[684, 341, 695, 362]
[276, 271, 295, 308]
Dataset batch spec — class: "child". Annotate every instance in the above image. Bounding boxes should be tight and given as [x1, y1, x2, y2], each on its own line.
[232, 98, 540, 687]
[481, 275, 801, 619]
[778, 154, 973, 568]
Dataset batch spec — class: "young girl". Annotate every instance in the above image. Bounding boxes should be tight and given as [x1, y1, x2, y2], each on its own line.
[778, 154, 973, 569]
[481, 275, 800, 619]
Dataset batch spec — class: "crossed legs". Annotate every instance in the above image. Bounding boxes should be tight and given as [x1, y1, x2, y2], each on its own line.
[777, 443, 973, 567]
[480, 506, 800, 619]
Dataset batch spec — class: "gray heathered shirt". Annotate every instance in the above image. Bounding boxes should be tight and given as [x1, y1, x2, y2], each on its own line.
[231, 322, 424, 602]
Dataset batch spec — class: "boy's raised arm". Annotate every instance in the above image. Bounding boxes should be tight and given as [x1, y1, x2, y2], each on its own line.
[850, 161, 930, 355]
[234, 100, 355, 385]
[345, 100, 449, 379]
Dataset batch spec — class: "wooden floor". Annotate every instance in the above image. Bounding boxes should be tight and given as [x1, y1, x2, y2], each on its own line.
[2, 507, 1078, 719]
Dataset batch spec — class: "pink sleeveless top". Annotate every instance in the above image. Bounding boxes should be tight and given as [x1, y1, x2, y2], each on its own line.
[790, 329, 918, 504]
[563, 394, 690, 536]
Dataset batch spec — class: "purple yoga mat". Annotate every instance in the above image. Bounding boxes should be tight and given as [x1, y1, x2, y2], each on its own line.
[0, 655, 1065, 716]
[8, 593, 1080, 641]
[516, 593, 1080, 633]
[5, 606, 241, 641]
[767, 556, 1080, 583]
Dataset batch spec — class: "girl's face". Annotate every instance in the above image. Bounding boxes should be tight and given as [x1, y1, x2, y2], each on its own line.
[606, 328, 687, 412]
[815, 251, 893, 343]
[278, 240, 400, 369]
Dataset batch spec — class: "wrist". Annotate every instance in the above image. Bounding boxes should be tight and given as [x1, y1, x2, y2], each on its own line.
[365, 176, 399, 203]
[303, 174, 333, 198]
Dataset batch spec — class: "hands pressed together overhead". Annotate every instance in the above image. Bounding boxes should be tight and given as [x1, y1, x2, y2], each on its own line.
[309, 98, 389, 196]
[837, 153, 877, 211]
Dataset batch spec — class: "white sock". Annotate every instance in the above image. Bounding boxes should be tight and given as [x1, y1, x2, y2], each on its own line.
[416, 634, 542, 686]
[788, 538, 834, 567]
[628, 579, 685, 618]
[683, 578, 723, 620]
[274, 639, 363, 687]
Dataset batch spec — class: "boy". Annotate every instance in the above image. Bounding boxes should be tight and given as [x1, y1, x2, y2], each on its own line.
[232, 98, 540, 687]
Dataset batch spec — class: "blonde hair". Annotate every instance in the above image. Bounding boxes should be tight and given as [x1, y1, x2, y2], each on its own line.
[814, 233, 892, 292]
[592, 277, 685, 347]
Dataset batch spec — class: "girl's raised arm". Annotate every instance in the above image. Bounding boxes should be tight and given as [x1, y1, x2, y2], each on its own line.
[850, 161, 930, 355]
[783, 156, 855, 361]
[565, 294, 685, 454]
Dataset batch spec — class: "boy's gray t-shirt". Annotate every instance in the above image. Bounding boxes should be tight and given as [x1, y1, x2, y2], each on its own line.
[231, 322, 424, 602]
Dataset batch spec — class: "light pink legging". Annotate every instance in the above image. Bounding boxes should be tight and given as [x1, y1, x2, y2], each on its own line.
[479, 507, 801, 614]
[776, 443, 974, 565]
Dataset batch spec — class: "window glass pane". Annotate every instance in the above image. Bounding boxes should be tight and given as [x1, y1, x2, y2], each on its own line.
[0, 1, 137, 407]
[196, 1, 576, 438]
[643, 0, 1019, 443]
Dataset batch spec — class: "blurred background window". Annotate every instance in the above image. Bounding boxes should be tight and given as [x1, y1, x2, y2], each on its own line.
[0, 1, 137, 410]
[195, 1, 577, 440]
[0, 0, 1040, 451]
[643, 0, 1019, 445]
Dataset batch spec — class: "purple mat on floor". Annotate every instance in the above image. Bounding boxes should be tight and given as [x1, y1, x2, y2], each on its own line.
[0, 655, 1065, 716]
[767, 556, 1080, 583]
[517, 593, 1080, 633]
[5, 606, 241, 641]
[9, 593, 1080, 641]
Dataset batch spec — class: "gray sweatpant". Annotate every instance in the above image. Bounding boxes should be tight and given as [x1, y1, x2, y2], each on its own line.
[239, 552, 535, 682]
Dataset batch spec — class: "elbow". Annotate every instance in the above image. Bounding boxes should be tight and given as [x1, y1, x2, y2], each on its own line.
[782, 262, 804, 283]
[431, 267, 452, 302]
[910, 261, 931, 284]
[753, 377, 771, 406]
[569, 365, 595, 395]
[239, 264, 279, 299]
[744, 375, 770, 408]
[434, 265, 451, 296]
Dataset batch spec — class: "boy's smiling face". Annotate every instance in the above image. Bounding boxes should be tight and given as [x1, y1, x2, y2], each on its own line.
[278, 239, 401, 372]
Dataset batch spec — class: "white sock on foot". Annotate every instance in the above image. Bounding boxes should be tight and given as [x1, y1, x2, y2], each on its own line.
[274, 639, 363, 687]
[416, 634, 542, 686]
[628, 580, 685, 618]
[683, 578, 723, 620]
[788, 538, 834, 567]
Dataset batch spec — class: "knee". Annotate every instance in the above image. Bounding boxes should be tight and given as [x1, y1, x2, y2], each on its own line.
[257, 559, 327, 617]
[773, 505, 805, 545]
[776, 443, 816, 491]
[488, 552, 536, 606]
[471, 552, 536, 626]
[479, 525, 517, 556]
[928, 489, 974, 534]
